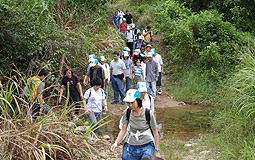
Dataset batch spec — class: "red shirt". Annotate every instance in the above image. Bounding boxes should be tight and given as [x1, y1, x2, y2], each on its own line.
[119, 22, 127, 33]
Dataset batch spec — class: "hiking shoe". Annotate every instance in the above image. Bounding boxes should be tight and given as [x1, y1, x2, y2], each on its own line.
[158, 88, 162, 95]
[111, 101, 119, 104]
[121, 101, 125, 105]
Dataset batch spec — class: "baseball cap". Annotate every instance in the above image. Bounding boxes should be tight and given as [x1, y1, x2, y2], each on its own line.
[132, 24, 136, 28]
[90, 59, 98, 67]
[89, 54, 96, 62]
[123, 51, 129, 57]
[123, 18, 126, 21]
[152, 48, 156, 53]
[126, 9, 129, 12]
[147, 52, 153, 57]
[133, 49, 140, 55]
[137, 82, 147, 92]
[127, 26, 131, 30]
[99, 56, 106, 61]
[123, 89, 140, 102]
[138, 36, 143, 39]
[146, 44, 152, 48]
[123, 47, 130, 52]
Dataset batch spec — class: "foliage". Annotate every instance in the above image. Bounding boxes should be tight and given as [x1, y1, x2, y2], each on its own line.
[210, 42, 255, 159]
[177, 0, 255, 34]
[0, 72, 111, 159]
[155, 1, 253, 80]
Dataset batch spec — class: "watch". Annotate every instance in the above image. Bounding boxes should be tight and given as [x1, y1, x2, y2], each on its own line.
[155, 149, 160, 152]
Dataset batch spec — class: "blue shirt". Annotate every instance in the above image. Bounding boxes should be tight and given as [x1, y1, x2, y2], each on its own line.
[112, 15, 119, 25]
[123, 59, 133, 77]
[133, 66, 143, 77]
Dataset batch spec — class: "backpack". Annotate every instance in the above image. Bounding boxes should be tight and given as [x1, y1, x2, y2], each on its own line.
[126, 107, 154, 136]
[86, 88, 104, 102]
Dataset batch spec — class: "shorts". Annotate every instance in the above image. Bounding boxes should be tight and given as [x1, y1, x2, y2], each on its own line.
[157, 72, 161, 86]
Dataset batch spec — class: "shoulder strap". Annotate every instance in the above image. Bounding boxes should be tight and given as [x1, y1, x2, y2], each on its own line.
[126, 108, 131, 122]
[88, 88, 92, 98]
[145, 108, 154, 137]
[148, 95, 151, 103]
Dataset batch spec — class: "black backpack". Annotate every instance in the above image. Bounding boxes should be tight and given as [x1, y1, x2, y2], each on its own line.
[126, 107, 154, 136]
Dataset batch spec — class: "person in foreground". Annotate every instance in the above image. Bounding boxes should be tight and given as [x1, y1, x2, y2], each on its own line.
[110, 89, 160, 159]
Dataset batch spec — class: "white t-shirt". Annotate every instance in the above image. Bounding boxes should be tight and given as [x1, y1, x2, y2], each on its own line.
[153, 53, 163, 72]
[84, 87, 105, 113]
[142, 94, 155, 114]
[141, 61, 146, 79]
[126, 31, 134, 42]
[101, 63, 110, 80]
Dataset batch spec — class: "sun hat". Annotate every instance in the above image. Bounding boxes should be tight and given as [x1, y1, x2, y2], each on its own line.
[137, 82, 147, 92]
[146, 44, 152, 48]
[123, 47, 130, 52]
[147, 52, 153, 57]
[123, 18, 126, 21]
[89, 54, 96, 62]
[123, 51, 129, 57]
[99, 56, 106, 61]
[90, 59, 98, 67]
[123, 89, 140, 102]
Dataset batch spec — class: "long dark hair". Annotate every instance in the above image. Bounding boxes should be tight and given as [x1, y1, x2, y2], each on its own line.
[136, 98, 142, 108]
[63, 67, 74, 76]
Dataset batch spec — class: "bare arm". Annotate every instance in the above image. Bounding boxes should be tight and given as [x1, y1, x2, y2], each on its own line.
[161, 64, 164, 74]
[152, 128, 161, 158]
[123, 69, 126, 82]
[110, 124, 128, 152]
[77, 82, 83, 99]
[103, 78, 106, 90]
[142, 72, 144, 81]
[83, 75, 89, 86]
[82, 98, 89, 115]
[59, 85, 64, 103]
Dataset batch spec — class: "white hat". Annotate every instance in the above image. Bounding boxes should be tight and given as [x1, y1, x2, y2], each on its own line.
[90, 59, 98, 67]
[133, 49, 140, 55]
[123, 47, 130, 52]
[123, 89, 140, 102]
[99, 56, 106, 61]
[127, 26, 131, 30]
[147, 52, 153, 57]
[89, 54, 96, 62]
[146, 44, 152, 48]
[137, 82, 147, 92]
[123, 18, 126, 21]
[132, 24, 136, 28]
[138, 36, 143, 39]
[123, 51, 129, 57]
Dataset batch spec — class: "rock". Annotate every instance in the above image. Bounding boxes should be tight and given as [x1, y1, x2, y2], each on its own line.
[184, 143, 197, 147]
[189, 150, 194, 153]
[74, 126, 89, 132]
[103, 135, 110, 140]
[178, 102, 186, 106]
[199, 150, 211, 155]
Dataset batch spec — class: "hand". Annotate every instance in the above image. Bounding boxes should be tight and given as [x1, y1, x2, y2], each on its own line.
[161, 70, 163, 74]
[85, 109, 89, 115]
[83, 81, 88, 86]
[155, 152, 161, 158]
[58, 97, 62, 103]
[107, 80, 110, 85]
[156, 78, 158, 82]
[129, 75, 132, 79]
[80, 94, 83, 100]
[104, 106, 108, 113]
[123, 77, 126, 82]
[110, 142, 118, 153]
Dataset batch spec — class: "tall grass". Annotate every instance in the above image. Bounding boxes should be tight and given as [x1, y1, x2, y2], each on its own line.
[210, 44, 255, 159]
[0, 71, 110, 159]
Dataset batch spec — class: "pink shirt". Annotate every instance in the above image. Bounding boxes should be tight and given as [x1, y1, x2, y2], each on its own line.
[119, 23, 127, 33]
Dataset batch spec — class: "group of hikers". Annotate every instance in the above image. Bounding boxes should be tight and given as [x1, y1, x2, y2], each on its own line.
[24, 8, 163, 160]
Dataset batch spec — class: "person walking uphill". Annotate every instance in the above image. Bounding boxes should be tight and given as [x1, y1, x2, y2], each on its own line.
[145, 52, 158, 99]
[123, 9, 133, 27]
[110, 51, 126, 105]
[122, 51, 134, 92]
[83, 59, 106, 91]
[110, 89, 161, 159]
[112, 11, 119, 29]
[59, 67, 83, 121]
[143, 26, 153, 44]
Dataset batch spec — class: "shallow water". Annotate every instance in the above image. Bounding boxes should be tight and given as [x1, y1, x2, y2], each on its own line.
[103, 105, 213, 141]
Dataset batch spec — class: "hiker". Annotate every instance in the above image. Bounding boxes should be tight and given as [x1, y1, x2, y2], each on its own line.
[137, 82, 155, 114]
[59, 67, 83, 121]
[141, 44, 146, 55]
[110, 89, 161, 159]
[143, 26, 153, 44]
[99, 56, 110, 101]
[132, 60, 144, 88]
[133, 36, 146, 51]
[86, 54, 96, 73]
[122, 51, 134, 92]
[144, 44, 152, 56]
[110, 51, 126, 105]
[123, 9, 133, 27]
[23, 69, 52, 119]
[83, 78, 107, 135]
[112, 11, 119, 29]
[83, 59, 106, 91]
[141, 56, 148, 80]
[132, 24, 139, 40]
[119, 18, 127, 40]
[120, 47, 131, 60]
[126, 26, 134, 56]
[117, 8, 125, 27]
[145, 52, 159, 99]
[132, 48, 144, 66]
[152, 49, 164, 95]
